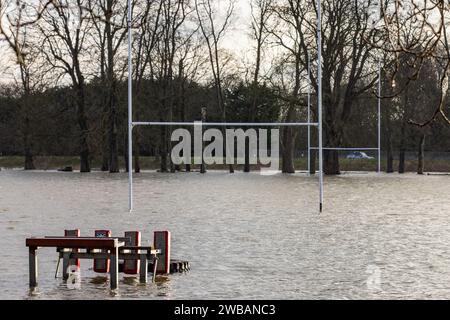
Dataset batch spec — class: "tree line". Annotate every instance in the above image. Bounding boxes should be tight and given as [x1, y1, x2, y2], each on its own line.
[1, 0, 450, 174]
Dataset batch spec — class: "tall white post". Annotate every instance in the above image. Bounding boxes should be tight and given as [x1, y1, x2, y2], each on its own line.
[378, 59, 382, 173]
[127, 0, 133, 212]
[307, 53, 311, 175]
[317, 0, 324, 212]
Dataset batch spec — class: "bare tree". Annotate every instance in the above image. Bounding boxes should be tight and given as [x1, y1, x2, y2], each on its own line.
[38, 0, 93, 172]
[244, 0, 272, 172]
[267, 0, 307, 173]
[270, 0, 379, 174]
[154, 0, 189, 172]
[368, 0, 450, 127]
[86, 0, 129, 173]
[131, 0, 163, 172]
[194, 0, 235, 173]
[0, 0, 54, 169]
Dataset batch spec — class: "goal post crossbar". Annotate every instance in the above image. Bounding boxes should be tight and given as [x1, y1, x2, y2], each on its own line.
[310, 147, 379, 151]
[127, 121, 324, 213]
[132, 122, 319, 127]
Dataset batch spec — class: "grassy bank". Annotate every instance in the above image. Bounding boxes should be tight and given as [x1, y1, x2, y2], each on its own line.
[2, 155, 450, 173]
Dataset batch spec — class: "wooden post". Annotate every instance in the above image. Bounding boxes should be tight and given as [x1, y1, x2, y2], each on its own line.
[154, 231, 171, 274]
[139, 253, 148, 284]
[123, 231, 141, 274]
[417, 133, 426, 175]
[64, 229, 80, 268]
[62, 251, 70, 280]
[94, 230, 111, 273]
[29, 247, 38, 287]
[110, 246, 119, 290]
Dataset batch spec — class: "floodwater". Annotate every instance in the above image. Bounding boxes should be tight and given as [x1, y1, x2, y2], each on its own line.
[1, 169, 450, 300]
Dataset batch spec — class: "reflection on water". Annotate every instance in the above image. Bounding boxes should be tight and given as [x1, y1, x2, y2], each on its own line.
[1, 170, 450, 299]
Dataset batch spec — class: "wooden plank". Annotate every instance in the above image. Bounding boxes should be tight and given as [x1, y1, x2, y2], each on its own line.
[26, 238, 123, 249]
[46, 236, 130, 243]
[120, 246, 157, 251]
[60, 252, 160, 260]
[28, 247, 38, 288]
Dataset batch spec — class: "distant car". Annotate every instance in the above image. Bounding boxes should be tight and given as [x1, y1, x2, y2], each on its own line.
[346, 151, 374, 160]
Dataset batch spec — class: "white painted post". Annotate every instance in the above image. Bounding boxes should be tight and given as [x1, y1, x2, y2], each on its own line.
[127, 0, 133, 212]
[307, 53, 311, 175]
[378, 59, 382, 173]
[317, 0, 324, 212]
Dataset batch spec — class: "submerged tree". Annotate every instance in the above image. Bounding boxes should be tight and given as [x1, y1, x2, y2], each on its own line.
[269, 0, 379, 174]
[0, 0, 54, 169]
[38, 0, 93, 172]
[195, 0, 235, 173]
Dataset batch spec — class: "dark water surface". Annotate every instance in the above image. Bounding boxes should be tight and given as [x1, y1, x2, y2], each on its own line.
[0, 170, 449, 299]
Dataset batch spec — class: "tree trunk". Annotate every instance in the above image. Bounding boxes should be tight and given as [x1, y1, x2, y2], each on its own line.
[100, 89, 109, 171]
[108, 92, 119, 173]
[281, 101, 297, 173]
[244, 84, 259, 173]
[159, 125, 168, 172]
[124, 136, 129, 173]
[76, 85, 90, 173]
[398, 150, 406, 174]
[23, 116, 35, 170]
[221, 115, 233, 177]
[417, 133, 425, 175]
[323, 119, 340, 175]
[179, 70, 190, 172]
[244, 140, 251, 173]
[134, 134, 141, 173]
[324, 150, 340, 175]
[101, 139, 109, 170]
[384, 106, 394, 173]
[398, 87, 408, 174]
[386, 142, 394, 173]
[309, 150, 316, 174]
[105, 2, 119, 174]
[281, 126, 295, 173]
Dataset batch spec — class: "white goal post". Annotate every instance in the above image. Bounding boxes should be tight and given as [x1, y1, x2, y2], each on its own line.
[126, 0, 381, 213]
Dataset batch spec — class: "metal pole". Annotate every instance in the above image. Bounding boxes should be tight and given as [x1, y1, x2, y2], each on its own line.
[378, 59, 382, 173]
[317, 0, 324, 213]
[127, 0, 133, 212]
[132, 122, 319, 127]
[307, 53, 311, 175]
